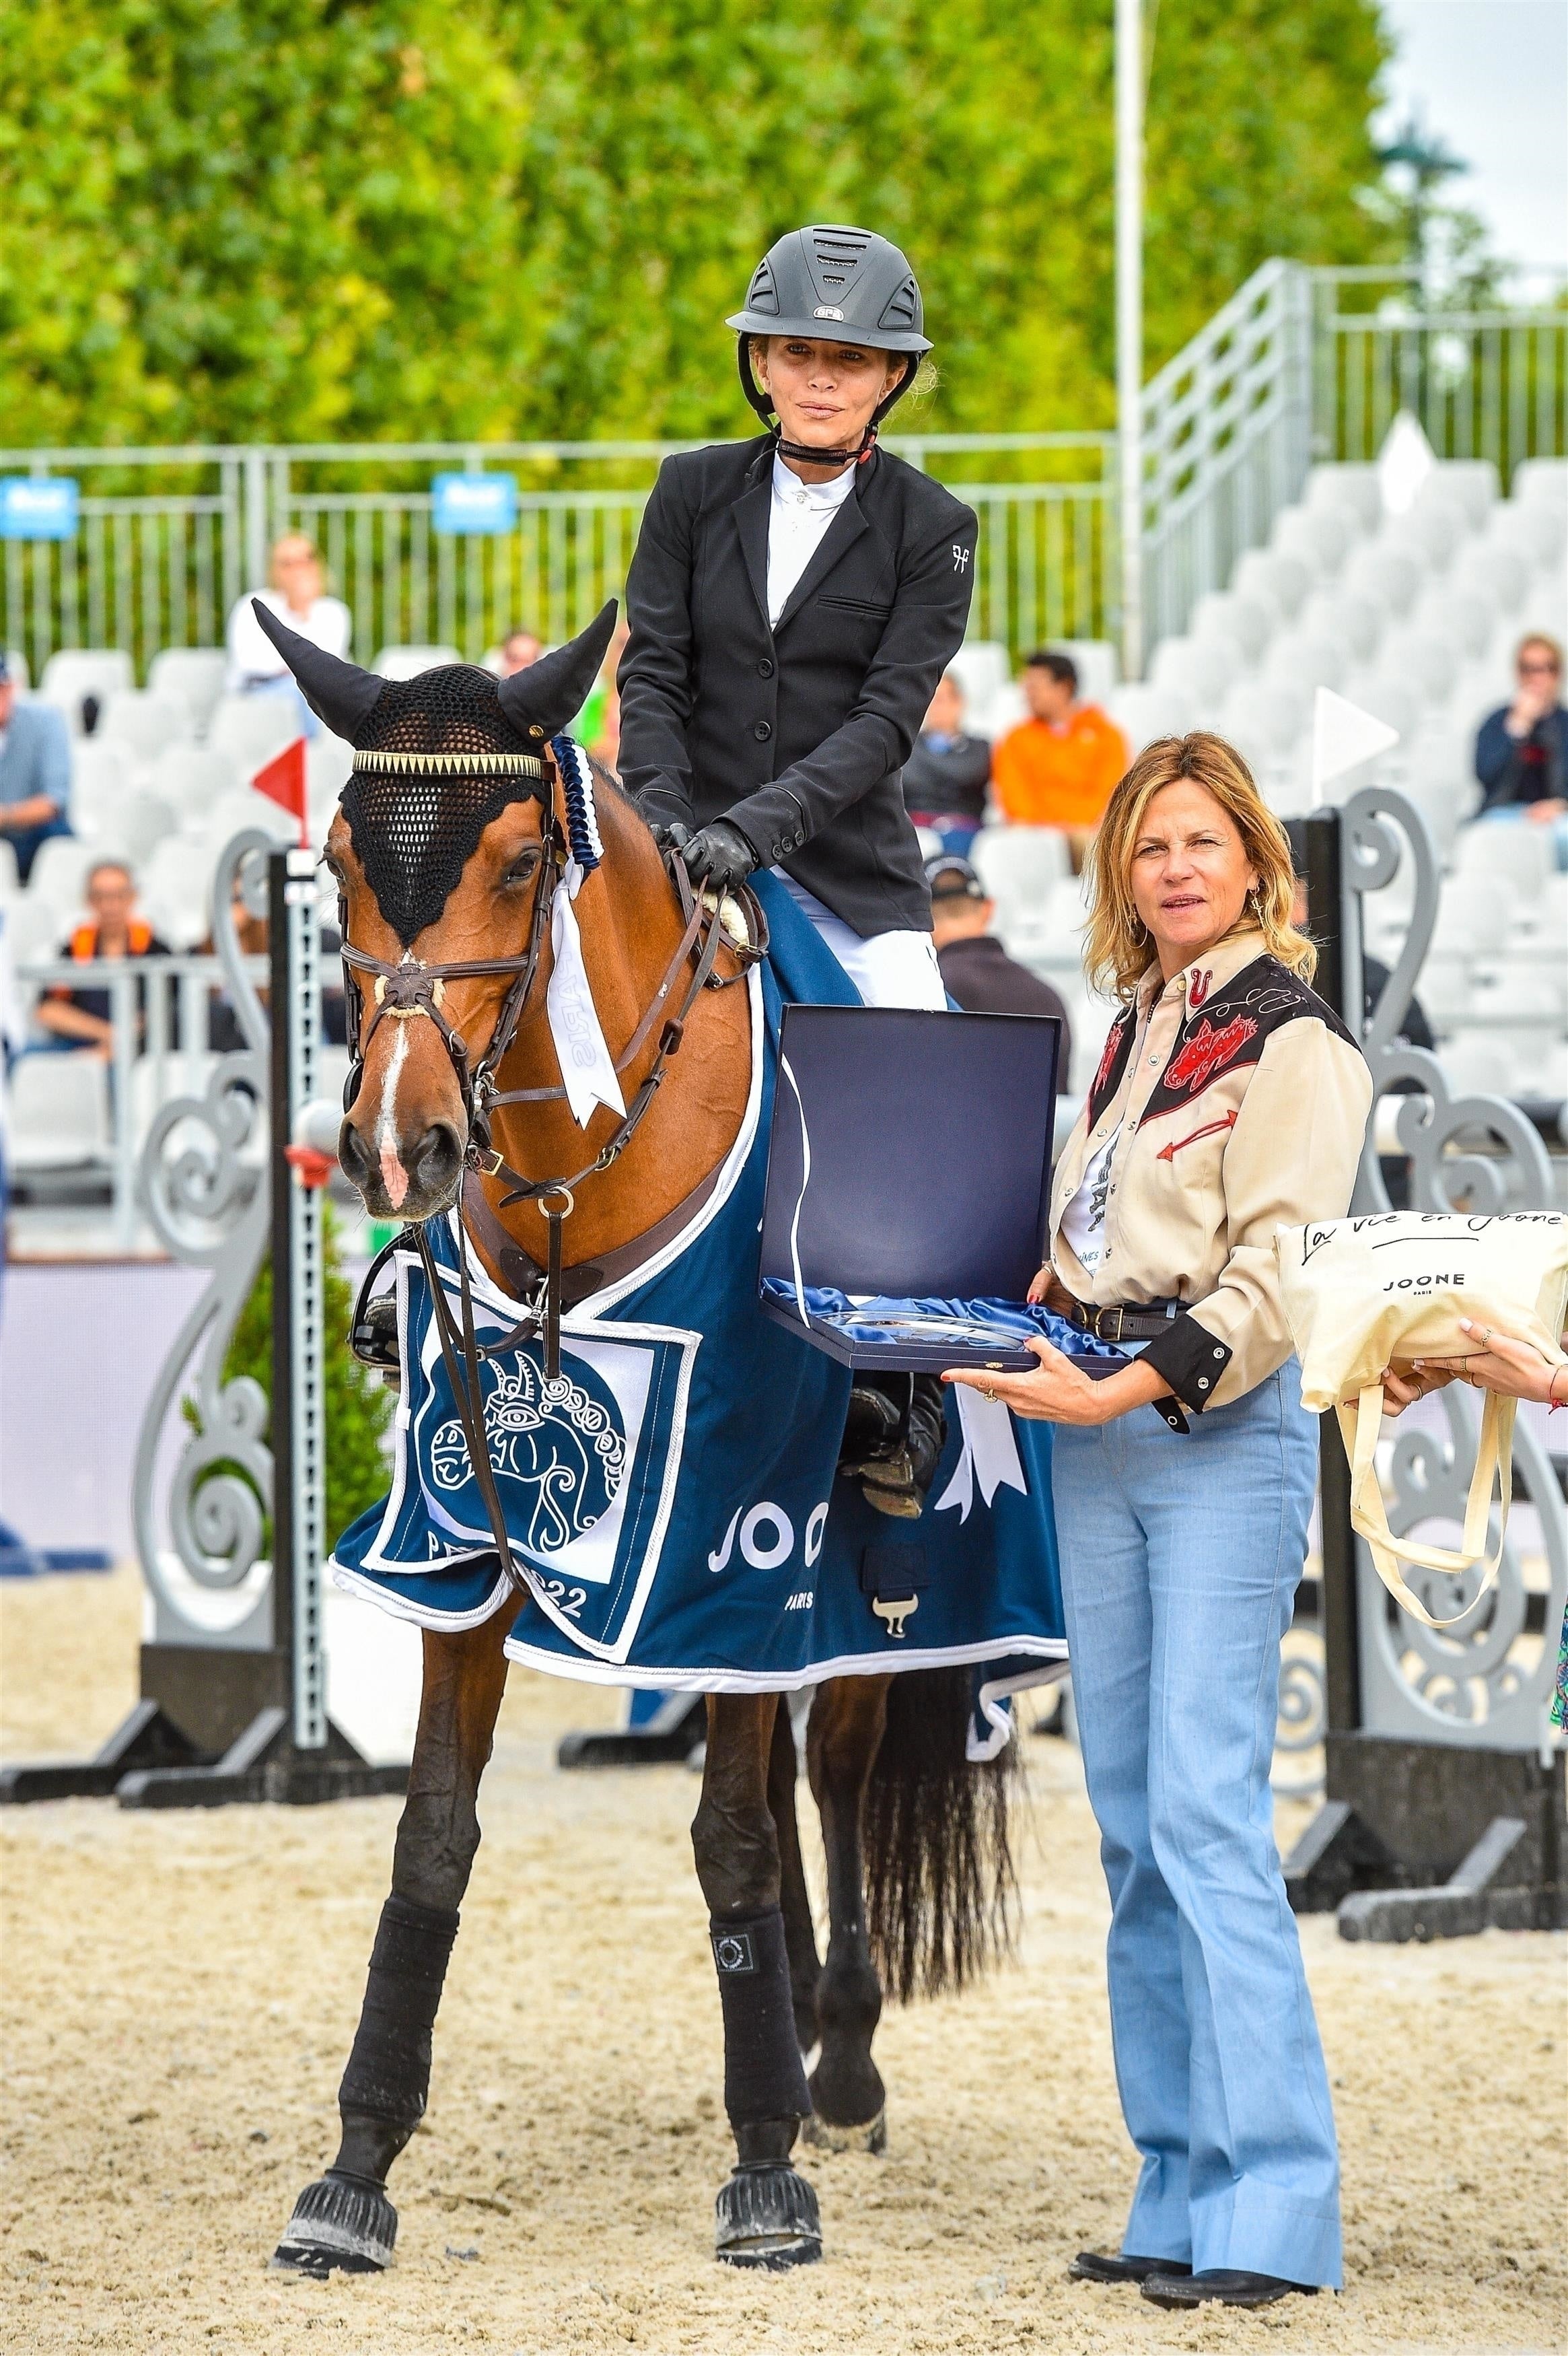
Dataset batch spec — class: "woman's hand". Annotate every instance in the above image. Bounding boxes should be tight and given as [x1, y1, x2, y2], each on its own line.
[1415, 1321, 1567, 1408]
[943, 1337, 1167, 1427]
[1378, 1364, 1456, 1416]
[1026, 1265, 1077, 1314]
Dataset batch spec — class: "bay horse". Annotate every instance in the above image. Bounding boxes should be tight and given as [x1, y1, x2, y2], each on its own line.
[257, 602, 1018, 2275]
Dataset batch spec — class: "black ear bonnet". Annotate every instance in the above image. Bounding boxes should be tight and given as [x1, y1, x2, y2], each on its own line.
[250, 598, 618, 945]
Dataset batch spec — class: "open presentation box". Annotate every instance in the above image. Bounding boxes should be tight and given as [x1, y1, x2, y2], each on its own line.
[758, 1002, 1102, 1377]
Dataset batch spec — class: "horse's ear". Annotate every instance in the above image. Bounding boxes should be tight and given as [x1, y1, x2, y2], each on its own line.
[496, 600, 618, 743]
[250, 600, 384, 739]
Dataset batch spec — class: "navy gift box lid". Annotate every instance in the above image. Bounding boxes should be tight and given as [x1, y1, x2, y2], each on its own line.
[758, 1005, 1064, 1372]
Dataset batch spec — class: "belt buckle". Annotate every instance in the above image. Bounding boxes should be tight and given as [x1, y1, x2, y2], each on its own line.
[1092, 1305, 1122, 1342]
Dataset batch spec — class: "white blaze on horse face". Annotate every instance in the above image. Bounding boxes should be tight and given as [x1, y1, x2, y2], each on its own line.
[377, 1021, 412, 1210]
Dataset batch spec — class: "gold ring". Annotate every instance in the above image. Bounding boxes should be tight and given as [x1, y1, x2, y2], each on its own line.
[982, 1385, 998, 1403]
[1478, 1327, 1493, 1347]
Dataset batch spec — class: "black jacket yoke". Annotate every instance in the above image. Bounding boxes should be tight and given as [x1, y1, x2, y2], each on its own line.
[616, 436, 978, 938]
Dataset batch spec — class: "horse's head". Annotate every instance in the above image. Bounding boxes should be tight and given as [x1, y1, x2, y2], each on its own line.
[254, 598, 618, 1222]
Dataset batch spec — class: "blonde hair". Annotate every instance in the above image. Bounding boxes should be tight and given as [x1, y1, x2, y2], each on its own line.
[1083, 732, 1314, 1002]
[1518, 630, 1564, 672]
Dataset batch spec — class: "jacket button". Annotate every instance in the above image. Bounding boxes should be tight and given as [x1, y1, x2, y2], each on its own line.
[754, 720, 772, 742]
[757, 658, 775, 679]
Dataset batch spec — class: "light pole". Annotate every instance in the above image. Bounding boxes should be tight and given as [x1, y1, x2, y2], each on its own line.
[1115, 0, 1144, 681]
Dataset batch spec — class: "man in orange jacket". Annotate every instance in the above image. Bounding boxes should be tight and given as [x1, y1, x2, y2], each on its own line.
[992, 649, 1129, 864]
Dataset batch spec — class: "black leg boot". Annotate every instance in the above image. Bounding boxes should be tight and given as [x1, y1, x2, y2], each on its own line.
[837, 1373, 948, 1519]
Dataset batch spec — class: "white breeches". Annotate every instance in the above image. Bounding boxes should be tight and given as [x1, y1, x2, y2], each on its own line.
[772, 872, 948, 1011]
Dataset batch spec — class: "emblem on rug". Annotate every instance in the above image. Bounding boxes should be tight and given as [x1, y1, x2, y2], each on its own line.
[427, 1354, 628, 1553]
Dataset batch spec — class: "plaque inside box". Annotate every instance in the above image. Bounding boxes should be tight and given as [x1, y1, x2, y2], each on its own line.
[758, 1003, 1123, 1375]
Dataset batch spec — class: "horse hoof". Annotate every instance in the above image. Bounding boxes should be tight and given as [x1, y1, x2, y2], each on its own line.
[801, 2106, 887, 2155]
[271, 2172, 397, 2276]
[714, 2163, 822, 2269]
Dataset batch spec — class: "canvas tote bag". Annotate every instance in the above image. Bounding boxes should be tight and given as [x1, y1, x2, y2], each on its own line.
[1275, 1212, 1568, 1626]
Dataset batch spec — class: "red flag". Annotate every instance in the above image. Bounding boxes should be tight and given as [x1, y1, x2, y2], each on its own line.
[250, 737, 309, 845]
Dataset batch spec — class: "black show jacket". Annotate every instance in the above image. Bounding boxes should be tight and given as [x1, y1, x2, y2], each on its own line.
[616, 436, 978, 939]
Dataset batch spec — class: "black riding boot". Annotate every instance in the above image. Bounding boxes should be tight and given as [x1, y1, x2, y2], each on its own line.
[837, 1372, 948, 1519]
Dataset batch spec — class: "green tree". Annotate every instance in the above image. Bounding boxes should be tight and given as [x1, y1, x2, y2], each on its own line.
[0, 0, 1393, 448]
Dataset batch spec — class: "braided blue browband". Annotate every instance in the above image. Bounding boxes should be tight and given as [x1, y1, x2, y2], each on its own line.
[550, 734, 604, 875]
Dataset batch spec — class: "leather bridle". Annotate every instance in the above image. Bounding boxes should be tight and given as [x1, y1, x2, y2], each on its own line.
[336, 765, 767, 1604]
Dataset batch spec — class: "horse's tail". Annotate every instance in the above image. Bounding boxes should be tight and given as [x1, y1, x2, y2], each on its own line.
[862, 1667, 1022, 2005]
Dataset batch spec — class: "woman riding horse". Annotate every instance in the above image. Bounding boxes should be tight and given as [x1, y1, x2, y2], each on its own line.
[618, 222, 978, 1516]
[254, 569, 1028, 2275]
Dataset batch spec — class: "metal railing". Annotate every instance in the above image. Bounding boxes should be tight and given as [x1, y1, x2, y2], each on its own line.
[0, 432, 1113, 685]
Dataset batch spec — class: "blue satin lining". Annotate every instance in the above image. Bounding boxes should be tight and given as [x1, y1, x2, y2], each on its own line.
[758, 1281, 1129, 1362]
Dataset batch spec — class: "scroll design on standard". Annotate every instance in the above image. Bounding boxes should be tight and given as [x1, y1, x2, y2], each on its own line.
[131, 830, 276, 1622]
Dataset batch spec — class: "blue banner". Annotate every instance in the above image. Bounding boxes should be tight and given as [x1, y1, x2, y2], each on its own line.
[431, 473, 518, 536]
[0, 479, 79, 541]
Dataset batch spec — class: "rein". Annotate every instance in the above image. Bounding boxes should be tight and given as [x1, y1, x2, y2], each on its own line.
[341, 773, 767, 1603]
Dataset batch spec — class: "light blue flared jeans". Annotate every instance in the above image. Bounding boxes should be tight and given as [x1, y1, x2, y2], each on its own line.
[1052, 1359, 1342, 2287]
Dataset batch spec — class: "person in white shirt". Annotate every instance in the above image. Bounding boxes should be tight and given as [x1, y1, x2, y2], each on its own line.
[225, 534, 352, 735]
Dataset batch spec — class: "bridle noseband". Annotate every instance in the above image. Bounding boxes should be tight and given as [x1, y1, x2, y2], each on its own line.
[336, 767, 767, 1608]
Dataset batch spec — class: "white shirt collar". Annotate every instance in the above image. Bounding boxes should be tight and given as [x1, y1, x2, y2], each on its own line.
[770, 452, 857, 512]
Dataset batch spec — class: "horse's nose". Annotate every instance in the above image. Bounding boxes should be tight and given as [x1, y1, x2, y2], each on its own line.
[408, 1120, 464, 1204]
[338, 1116, 377, 1192]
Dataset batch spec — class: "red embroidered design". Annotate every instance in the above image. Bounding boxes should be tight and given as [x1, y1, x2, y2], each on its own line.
[1155, 1109, 1239, 1163]
[1092, 1023, 1127, 1103]
[1164, 1012, 1259, 1094]
[1188, 967, 1212, 1008]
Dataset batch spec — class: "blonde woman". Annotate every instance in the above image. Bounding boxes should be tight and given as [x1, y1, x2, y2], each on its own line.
[947, 734, 1371, 2310]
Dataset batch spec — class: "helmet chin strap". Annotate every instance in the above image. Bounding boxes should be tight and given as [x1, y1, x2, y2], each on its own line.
[773, 423, 877, 471]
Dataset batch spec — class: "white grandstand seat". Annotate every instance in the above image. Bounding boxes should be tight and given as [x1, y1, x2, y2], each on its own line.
[0, 840, 18, 902]
[100, 689, 194, 760]
[1425, 461, 1497, 530]
[1487, 501, 1565, 571]
[1306, 464, 1382, 532]
[25, 836, 99, 919]
[1413, 952, 1474, 1033]
[970, 825, 1071, 930]
[1052, 641, 1120, 704]
[203, 786, 301, 843]
[372, 645, 463, 681]
[150, 744, 242, 828]
[1190, 590, 1274, 664]
[1525, 1041, 1568, 1107]
[1413, 585, 1497, 661]
[3, 649, 30, 691]
[1518, 574, 1568, 644]
[1262, 632, 1345, 695]
[1398, 779, 1466, 862]
[147, 648, 227, 736]
[1452, 820, 1557, 901]
[1429, 873, 1513, 959]
[1106, 682, 1194, 753]
[1215, 681, 1308, 765]
[139, 837, 219, 950]
[1149, 633, 1243, 705]
[1439, 1034, 1520, 1100]
[5, 893, 67, 965]
[1271, 505, 1352, 578]
[1342, 544, 1421, 617]
[1301, 588, 1382, 664]
[1477, 951, 1567, 1015]
[308, 733, 354, 798]
[948, 641, 1013, 733]
[1382, 497, 1466, 573]
[1512, 458, 1568, 508]
[1464, 543, 1530, 616]
[1232, 549, 1311, 621]
[6, 1052, 111, 1173]
[208, 694, 303, 771]
[1374, 627, 1460, 706]
[987, 683, 1029, 736]
[316, 1046, 355, 1112]
[67, 740, 140, 839]
[108, 790, 178, 868]
[38, 649, 134, 734]
[1339, 673, 1420, 744]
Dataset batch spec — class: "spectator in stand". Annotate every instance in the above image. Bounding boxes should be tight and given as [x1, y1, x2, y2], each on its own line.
[204, 872, 347, 1052]
[225, 534, 352, 738]
[34, 860, 170, 1055]
[0, 653, 72, 885]
[1474, 633, 1568, 870]
[992, 650, 1129, 868]
[926, 853, 1073, 1088]
[903, 670, 991, 852]
[498, 627, 543, 676]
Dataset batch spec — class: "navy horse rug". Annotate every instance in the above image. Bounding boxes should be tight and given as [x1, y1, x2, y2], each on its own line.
[330, 872, 1067, 1740]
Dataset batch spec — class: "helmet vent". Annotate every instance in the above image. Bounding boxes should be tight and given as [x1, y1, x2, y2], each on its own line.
[747, 259, 779, 316]
[878, 275, 921, 332]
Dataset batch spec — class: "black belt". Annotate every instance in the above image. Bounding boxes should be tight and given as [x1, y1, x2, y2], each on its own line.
[1064, 1298, 1182, 1344]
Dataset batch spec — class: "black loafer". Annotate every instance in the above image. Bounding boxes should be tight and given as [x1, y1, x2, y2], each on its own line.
[1069, 2251, 1191, 2285]
[1141, 2268, 1318, 2309]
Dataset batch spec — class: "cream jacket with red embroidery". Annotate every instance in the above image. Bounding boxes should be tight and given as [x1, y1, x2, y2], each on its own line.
[1048, 927, 1371, 1421]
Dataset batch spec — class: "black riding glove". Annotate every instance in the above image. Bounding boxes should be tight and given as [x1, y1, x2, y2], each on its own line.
[647, 819, 692, 856]
[679, 819, 758, 897]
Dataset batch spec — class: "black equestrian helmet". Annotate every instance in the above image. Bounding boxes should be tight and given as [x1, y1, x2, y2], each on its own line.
[727, 225, 931, 429]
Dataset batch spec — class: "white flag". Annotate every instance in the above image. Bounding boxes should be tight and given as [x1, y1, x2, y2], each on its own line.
[1312, 686, 1400, 805]
[546, 861, 627, 1129]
